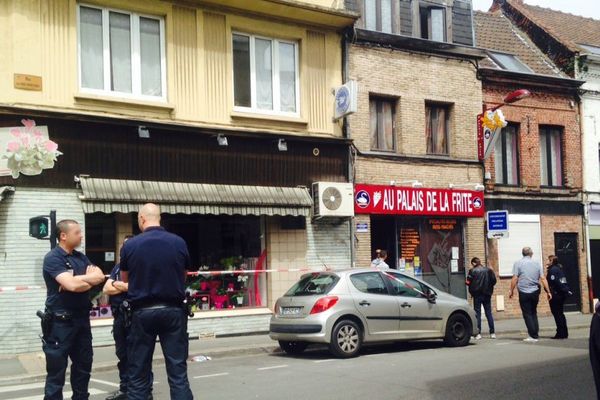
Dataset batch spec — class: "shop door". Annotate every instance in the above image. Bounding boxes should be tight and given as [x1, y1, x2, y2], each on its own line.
[371, 216, 397, 269]
[554, 233, 581, 312]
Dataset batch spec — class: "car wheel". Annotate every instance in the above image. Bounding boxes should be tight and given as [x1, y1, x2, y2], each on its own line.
[329, 319, 362, 358]
[444, 313, 472, 347]
[278, 341, 308, 355]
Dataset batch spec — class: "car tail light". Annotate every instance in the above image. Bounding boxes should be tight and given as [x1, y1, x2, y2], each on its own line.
[274, 302, 280, 315]
[310, 296, 339, 314]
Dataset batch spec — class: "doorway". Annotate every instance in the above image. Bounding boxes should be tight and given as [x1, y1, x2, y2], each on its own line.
[554, 233, 581, 312]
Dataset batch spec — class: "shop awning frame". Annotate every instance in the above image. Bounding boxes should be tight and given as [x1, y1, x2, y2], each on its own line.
[78, 177, 313, 217]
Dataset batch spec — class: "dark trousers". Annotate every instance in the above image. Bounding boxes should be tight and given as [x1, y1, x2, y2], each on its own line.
[128, 307, 193, 400]
[43, 317, 92, 400]
[589, 314, 600, 399]
[549, 293, 568, 338]
[518, 290, 540, 339]
[113, 311, 129, 393]
[473, 294, 495, 334]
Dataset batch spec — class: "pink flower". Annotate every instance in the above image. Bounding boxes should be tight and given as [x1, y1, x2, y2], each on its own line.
[10, 128, 21, 138]
[21, 119, 36, 129]
[33, 129, 43, 138]
[20, 135, 30, 147]
[6, 141, 20, 152]
[44, 140, 58, 152]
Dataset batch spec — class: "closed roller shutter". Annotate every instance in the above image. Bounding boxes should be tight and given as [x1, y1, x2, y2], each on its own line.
[497, 214, 543, 277]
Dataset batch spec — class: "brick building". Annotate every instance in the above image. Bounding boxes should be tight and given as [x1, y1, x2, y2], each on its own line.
[344, 0, 487, 299]
[474, 10, 587, 318]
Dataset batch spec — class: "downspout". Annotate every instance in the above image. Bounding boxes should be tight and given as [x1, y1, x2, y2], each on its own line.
[342, 27, 357, 268]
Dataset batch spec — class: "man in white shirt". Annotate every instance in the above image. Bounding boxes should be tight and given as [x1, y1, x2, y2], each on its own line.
[371, 250, 390, 270]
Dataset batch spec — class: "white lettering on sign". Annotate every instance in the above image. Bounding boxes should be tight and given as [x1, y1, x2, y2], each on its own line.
[451, 192, 473, 213]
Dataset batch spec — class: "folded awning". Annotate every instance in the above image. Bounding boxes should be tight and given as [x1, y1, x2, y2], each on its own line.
[0, 186, 14, 202]
[78, 177, 313, 217]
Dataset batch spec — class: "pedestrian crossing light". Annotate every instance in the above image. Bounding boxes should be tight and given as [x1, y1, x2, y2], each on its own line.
[29, 216, 50, 239]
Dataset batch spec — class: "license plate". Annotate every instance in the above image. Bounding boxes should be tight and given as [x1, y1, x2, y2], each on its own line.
[281, 307, 302, 316]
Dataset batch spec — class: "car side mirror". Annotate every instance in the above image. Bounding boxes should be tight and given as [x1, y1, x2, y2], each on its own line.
[426, 289, 437, 304]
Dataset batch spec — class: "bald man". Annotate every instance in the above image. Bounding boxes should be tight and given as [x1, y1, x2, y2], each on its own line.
[120, 204, 194, 400]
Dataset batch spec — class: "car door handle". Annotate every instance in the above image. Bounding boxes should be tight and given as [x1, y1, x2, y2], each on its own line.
[359, 300, 371, 307]
[401, 302, 412, 308]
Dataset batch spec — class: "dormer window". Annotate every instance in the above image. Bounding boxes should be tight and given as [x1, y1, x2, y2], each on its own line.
[420, 6, 446, 42]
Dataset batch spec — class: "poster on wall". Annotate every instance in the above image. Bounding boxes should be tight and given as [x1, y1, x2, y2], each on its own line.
[0, 119, 62, 179]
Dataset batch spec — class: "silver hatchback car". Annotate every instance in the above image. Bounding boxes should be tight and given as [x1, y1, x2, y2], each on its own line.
[270, 268, 478, 358]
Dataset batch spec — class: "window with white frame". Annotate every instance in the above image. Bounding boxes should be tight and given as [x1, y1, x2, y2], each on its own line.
[539, 126, 563, 187]
[78, 5, 166, 100]
[232, 33, 299, 115]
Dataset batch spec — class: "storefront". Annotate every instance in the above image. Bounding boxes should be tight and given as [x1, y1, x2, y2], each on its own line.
[354, 184, 485, 299]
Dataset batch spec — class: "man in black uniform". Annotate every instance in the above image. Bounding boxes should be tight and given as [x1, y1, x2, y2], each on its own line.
[120, 203, 194, 400]
[42, 219, 106, 400]
[547, 255, 572, 339]
[103, 235, 155, 400]
[590, 301, 600, 399]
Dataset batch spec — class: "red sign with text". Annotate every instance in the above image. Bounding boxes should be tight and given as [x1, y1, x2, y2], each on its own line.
[354, 184, 485, 217]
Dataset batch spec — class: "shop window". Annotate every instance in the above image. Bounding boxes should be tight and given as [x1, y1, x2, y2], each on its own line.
[370, 97, 396, 151]
[232, 33, 299, 115]
[364, 0, 394, 34]
[85, 213, 116, 274]
[426, 103, 450, 155]
[158, 215, 266, 312]
[539, 126, 563, 187]
[350, 272, 389, 295]
[494, 123, 520, 185]
[77, 5, 166, 100]
[420, 6, 446, 42]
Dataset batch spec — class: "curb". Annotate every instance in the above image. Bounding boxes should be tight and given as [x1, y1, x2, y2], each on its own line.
[0, 324, 590, 386]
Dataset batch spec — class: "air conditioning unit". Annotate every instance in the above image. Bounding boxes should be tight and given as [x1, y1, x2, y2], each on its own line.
[312, 182, 355, 218]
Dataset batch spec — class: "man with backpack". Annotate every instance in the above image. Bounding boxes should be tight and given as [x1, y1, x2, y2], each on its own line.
[466, 257, 497, 340]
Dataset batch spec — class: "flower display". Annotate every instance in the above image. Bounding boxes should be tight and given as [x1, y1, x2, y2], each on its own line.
[2, 119, 62, 179]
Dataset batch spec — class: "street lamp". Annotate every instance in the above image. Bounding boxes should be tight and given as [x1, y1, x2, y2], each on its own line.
[489, 89, 531, 112]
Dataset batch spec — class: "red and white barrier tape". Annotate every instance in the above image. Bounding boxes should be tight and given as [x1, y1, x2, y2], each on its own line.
[0, 268, 325, 292]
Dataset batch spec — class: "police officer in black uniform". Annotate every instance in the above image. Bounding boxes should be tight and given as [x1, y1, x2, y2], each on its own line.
[103, 235, 156, 400]
[42, 219, 106, 400]
[547, 255, 572, 339]
[120, 204, 194, 400]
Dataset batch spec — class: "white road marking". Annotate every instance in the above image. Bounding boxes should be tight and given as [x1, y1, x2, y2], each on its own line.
[0, 382, 45, 393]
[258, 364, 288, 371]
[89, 378, 120, 387]
[314, 359, 336, 363]
[496, 342, 513, 346]
[193, 372, 230, 379]
[11, 388, 105, 400]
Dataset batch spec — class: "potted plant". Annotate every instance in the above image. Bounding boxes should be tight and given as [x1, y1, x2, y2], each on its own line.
[214, 288, 228, 309]
[232, 293, 245, 306]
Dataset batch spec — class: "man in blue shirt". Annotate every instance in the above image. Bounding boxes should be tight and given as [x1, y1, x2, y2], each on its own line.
[121, 204, 194, 400]
[103, 235, 156, 400]
[42, 219, 105, 400]
[509, 247, 552, 342]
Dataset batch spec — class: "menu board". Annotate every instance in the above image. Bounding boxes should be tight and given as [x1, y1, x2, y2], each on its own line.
[399, 227, 420, 261]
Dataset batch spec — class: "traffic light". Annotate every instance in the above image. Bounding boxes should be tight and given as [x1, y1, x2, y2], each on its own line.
[29, 216, 50, 239]
[29, 210, 56, 249]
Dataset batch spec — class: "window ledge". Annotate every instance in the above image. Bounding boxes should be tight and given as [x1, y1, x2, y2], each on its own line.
[359, 150, 480, 165]
[231, 111, 308, 125]
[75, 93, 175, 111]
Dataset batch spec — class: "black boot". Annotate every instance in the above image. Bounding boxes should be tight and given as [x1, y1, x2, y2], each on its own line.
[105, 390, 127, 400]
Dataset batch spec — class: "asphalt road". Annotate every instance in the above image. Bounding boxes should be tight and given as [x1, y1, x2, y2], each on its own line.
[1, 328, 595, 400]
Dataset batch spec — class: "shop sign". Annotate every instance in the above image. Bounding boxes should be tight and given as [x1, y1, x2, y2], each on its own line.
[428, 218, 458, 231]
[354, 184, 484, 217]
[487, 210, 509, 239]
[356, 222, 369, 233]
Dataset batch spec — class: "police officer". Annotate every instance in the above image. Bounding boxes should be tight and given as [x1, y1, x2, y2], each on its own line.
[42, 219, 105, 400]
[547, 255, 572, 339]
[103, 235, 154, 400]
[120, 204, 194, 400]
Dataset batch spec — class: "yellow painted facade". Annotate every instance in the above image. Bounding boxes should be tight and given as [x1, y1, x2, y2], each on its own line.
[0, 0, 355, 137]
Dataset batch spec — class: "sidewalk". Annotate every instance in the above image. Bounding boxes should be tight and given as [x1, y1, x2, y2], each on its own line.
[0, 313, 592, 386]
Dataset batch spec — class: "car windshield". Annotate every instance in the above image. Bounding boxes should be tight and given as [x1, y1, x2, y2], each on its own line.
[285, 273, 339, 296]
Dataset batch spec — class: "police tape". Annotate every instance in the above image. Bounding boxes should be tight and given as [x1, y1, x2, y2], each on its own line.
[0, 268, 324, 292]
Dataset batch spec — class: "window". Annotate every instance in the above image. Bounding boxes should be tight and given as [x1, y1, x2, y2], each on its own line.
[350, 272, 389, 295]
[78, 5, 165, 100]
[488, 52, 532, 73]
[370, 97, 395, 151]
[383, 271, 427, 298]
[285, 274, 340, 296]
[426, 103, 450, 155]
[494, 124, 520, 185]
[420, 6, 446, 42]
[539, 126, 563, 187]
[364, 0, 393, 33]
[233, 33, 299, 115]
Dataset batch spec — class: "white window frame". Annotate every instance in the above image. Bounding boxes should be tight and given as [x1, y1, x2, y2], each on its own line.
[232, 32, 301, 118]
[77, 3, 167, 102]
